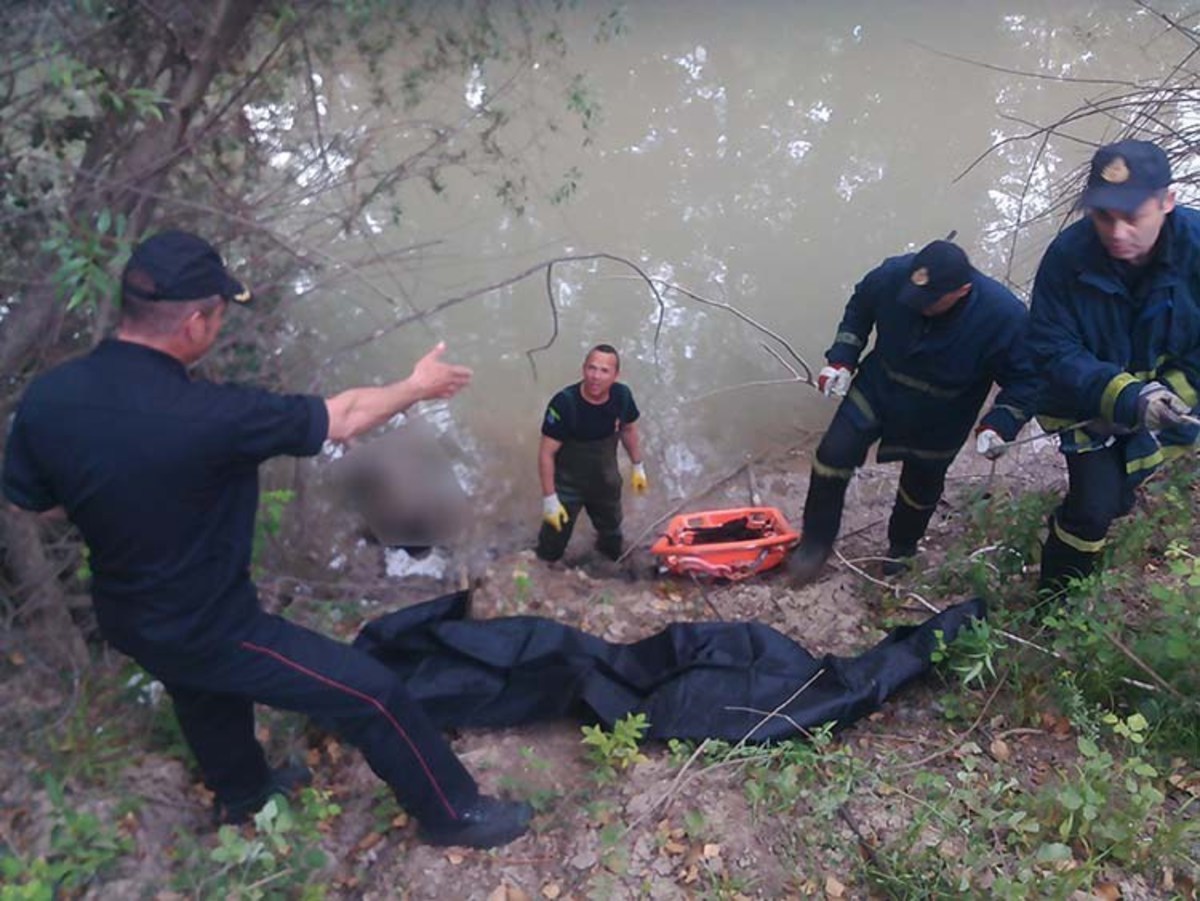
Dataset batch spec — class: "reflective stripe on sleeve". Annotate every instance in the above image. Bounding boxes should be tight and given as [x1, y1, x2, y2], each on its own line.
[1100, 372, 1140, 424]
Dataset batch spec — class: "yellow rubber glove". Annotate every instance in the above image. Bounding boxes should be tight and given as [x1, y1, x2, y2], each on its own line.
[630, 462, 648, 494]
[542, 493, 569, 531]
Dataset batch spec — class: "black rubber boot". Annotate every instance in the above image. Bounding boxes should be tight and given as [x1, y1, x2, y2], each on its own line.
[881, 542, 918, 577]
[215, 763, 313, 826]
[788, 473, 847, 586]
[419, 795, 534, 849]
[787, 540, 833, 585]
[1038, 528, 1099, 600]
[884, 494, 938, 576]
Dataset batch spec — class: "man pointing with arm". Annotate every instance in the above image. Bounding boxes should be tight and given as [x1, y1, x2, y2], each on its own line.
[3, 230, 531, 848]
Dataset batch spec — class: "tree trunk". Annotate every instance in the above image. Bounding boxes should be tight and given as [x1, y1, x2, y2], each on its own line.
[0, 1, 267, 670]
[0, 509, 88, 670]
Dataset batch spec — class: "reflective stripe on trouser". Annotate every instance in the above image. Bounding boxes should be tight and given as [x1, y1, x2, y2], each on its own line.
[1038, 521, 1100, 595]
[1039, 443, 1136, 594]
[886, 460, 951, 553]
[537, 434, 623, 561]
[803, 399, 882, 547]
[151, 612, 478, 826]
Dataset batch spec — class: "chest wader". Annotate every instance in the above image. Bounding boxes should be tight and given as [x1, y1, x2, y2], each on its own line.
[536, 434, 624, 562]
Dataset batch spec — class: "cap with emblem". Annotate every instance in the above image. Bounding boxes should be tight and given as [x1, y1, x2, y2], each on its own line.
[896, 240, 974, 311]
[1079, 139, 1172, 215]
[122, 230, 251, 304]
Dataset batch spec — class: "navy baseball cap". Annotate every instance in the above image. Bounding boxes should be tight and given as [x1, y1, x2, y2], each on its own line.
[122, 230, 251, 304]
[1079, 140, 1172, 214]
[896, 240, 974, 311]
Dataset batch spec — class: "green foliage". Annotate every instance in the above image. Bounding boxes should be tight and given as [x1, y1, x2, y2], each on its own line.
[43, 676, 141, 786]
[1041, 554, 1200, 758]
[40, 211, 129, 312]
[173, 791, 339, 900]
[581, 712, 650, 779]
[1031, 719, 1168, 866]
[1106, 465, 1194, 567]
[496, 746, 560, 813]
[739, 725, 858, 817]
[252, 489, 296, 570]
[0, 775, 133, 899]
[860, 715, 1190, 899]
[930, 618, 1004, 690]
[512, 565, 532, 607]
[923, 486, 1058, 603]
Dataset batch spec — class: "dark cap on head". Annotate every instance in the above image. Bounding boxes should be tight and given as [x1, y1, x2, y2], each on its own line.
[896, 240, 973, 311]
[1079, 139, 1172, 214]
[122, 230, 251, 304]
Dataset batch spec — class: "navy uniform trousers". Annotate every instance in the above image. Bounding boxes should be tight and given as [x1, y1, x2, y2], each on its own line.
[138, 610, 478, 827]
[804, 399, 951, 554]
[1040, 443, 1137, 592]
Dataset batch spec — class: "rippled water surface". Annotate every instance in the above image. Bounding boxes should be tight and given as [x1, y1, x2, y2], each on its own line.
[276, 2, 1199, 525]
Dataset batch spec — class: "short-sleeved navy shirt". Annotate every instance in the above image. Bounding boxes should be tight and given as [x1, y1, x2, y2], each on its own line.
[2, 339, 328, 654]
[541, 382, 639, 442]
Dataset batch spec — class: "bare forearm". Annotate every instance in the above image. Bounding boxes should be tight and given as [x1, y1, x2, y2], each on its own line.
[325, 379, 425, 443]
[538, 439, 560, 495]
[619, 424, 642, 464]
[324, 342, 472, 443]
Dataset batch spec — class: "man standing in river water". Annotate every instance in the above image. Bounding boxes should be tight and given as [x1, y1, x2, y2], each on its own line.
[1029, 139, 1200, 597]
[536, 344, 647, 563]
[2, 229, 532, 848]
[788, 239, 1040, 585]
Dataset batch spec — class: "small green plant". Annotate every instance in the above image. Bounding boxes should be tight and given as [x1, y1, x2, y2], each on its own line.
[252, 489, 295, 570]
[930, 617, 1004, 690]
[1029, 717, 1167, 866]
[496, 747, 560, 812]
[512, 566, 532, 606]
[180, 791, 337, 900]
[0, 775, 133, 898]
[740, 725, 857, 816]
[581, 713, 650, 779]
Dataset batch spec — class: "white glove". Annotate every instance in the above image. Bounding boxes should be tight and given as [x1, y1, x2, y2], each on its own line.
[542, 494, 569, 532]
[817, 365, 852, 398]
[975, 428, 1007, 461]
[1137, 381, 1193, 431]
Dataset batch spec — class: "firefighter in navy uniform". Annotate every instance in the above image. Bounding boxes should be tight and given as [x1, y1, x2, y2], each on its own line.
[1029, 140, 1200, 596]
[2, 230, 532, 848]
[788, 240, 1039, 585]
[536, 344, 646, 563]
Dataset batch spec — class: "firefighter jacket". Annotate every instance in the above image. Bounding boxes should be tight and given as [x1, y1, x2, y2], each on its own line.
[1028, 206, 1200, 483]
[825, 254, 1038, 464]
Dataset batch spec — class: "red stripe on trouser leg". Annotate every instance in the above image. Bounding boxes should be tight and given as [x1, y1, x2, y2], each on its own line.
[239, 640, 459, 821]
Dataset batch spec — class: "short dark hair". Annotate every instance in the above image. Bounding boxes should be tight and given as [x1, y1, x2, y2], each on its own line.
[587, 343, 620, 371]
[120, 272, 224, 337]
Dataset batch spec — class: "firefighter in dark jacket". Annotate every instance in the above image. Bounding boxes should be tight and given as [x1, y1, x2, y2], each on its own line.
[1029, 139, 1199, 596]
[2, 231, 532, 849]
[788, 240, 1039, 585]
[536, 344, 646, 563]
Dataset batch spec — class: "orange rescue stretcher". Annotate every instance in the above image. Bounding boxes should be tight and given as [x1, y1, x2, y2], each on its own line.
[649, 506, 800, 581]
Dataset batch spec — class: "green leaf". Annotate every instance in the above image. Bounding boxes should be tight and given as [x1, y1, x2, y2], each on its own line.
[1036, 841, 1073, 863]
